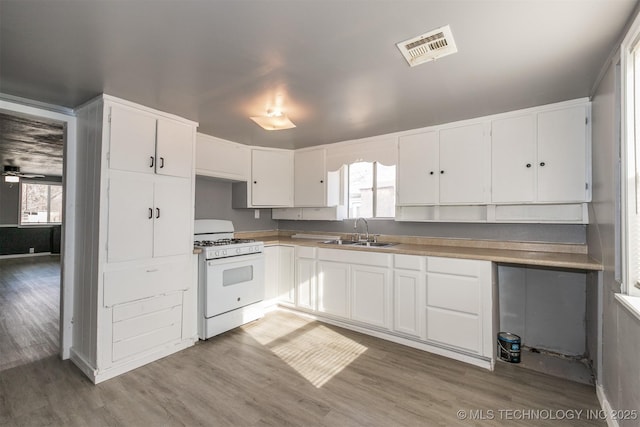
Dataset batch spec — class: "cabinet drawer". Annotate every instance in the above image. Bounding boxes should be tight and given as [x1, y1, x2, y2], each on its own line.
[112, 321, 182, 362]
[113, 292, 182, 322]
[394, 254, 424, 270]
[427, 272, 480, 314]
[113, 305, 182, 342]
[296, 246, 316, 259]
[104, 261, 190, 306]
[427, 256, 486, 276]
[426, 307, 481, 354]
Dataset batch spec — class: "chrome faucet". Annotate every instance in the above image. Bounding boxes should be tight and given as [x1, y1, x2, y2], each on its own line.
[354, 217, 369, 242]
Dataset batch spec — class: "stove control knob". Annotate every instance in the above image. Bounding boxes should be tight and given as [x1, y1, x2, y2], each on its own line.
[214, 251, 220, 257]
[254, 246, 260, 252]
[222, 250, 227, 256]
[236, 248, 241, 254]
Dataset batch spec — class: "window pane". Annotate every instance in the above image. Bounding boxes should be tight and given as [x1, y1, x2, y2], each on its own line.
[21, 183, 50, 224]
[376, 163, 396, 218]
[20, 183, 63, 225]
[349, 162, 373, 218]
[50, 185, 63, 223]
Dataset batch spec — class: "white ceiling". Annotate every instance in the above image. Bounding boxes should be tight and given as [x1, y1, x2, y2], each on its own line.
[0, 0, 637, 149]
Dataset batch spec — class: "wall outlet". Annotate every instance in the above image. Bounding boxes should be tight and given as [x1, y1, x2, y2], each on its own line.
[254, 209, 260, 219]
[29, 247, 35, 254]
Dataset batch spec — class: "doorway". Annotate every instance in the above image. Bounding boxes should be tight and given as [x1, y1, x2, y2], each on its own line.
[0, 96, 77, 360]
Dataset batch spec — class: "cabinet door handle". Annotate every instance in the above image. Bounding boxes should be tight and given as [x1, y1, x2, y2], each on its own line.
[156, 207, 160, 219]
[429, 171, 434, 175]
[253, 181, 257, 184]
[440, 170, 444, 174]
[159, 157, 165, 168]
[540, 162, 546, 167]
[149, 156, 155, 168]
[148, 208, 153, 219]
[320, 180, 324, 183]
[526, 163, 532, 168]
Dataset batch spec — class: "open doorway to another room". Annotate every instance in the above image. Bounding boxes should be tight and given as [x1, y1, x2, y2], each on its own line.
[0, 111, 65, 371]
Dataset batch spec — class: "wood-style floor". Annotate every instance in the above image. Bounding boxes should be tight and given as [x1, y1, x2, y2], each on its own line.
[0, 257, 604, 426]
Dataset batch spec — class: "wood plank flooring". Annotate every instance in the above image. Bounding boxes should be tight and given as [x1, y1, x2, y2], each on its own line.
[0, 257, 604, 426]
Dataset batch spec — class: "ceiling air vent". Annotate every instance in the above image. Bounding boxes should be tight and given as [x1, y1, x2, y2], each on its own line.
[396, 25, 457, 67]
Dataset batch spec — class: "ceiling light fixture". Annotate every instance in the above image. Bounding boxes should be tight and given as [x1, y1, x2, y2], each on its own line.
[4, 175, 19, 183]
[250, 108, 296, 131]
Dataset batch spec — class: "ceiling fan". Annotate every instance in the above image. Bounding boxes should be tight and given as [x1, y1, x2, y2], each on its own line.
[3, 165, 45, 181]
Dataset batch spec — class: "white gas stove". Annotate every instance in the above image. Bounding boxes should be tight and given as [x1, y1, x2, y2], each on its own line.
[194, 220, 265, 339]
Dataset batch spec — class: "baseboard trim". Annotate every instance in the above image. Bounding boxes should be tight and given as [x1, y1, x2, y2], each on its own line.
[0, 252, 55, 260]
[596, 384, 620, 427]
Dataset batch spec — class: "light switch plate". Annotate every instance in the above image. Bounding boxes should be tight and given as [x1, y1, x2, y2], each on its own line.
[254, 209, 260, 219]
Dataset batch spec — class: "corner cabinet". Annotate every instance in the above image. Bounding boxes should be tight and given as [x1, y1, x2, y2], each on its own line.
[71, 95, 198, 384]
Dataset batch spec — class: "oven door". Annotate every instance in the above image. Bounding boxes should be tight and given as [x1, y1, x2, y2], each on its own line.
[204, 253, 265, 318]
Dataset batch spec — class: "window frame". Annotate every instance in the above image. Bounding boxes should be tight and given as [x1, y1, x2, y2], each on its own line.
[347, 160, 396, 219]
[18, 180, 63, 227]
[621, 13, 640, 298]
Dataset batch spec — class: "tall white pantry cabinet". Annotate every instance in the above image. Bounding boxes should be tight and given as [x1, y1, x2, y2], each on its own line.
[71, 95, 198, 383]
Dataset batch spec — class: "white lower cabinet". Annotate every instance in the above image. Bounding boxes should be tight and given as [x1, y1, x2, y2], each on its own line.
[317, 261, 350, 319]
[295, 247, 317, 310]
[351, 265, 390, 329]
[393, 254, 426, 338]
[425, 257, 493, 357]
[265, 245, 295, 305]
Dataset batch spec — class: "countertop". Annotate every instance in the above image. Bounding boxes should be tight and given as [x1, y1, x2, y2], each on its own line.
[242, 233, 602, 271]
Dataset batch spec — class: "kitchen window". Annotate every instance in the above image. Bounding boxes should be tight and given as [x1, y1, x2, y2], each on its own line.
[19, 181, 63, 226]
[622, 18, 640, 301]
[348, 161, 396, 218]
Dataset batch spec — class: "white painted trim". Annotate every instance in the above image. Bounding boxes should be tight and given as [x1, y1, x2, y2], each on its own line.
[615, 293, 640, 322]
[596, 384, 620, 427]
[0, 97, 77, 361]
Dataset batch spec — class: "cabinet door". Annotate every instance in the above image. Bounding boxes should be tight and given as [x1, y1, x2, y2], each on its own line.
[439, 124, 488, 204]
[252, 149, 293, 206]
[393, 269, 424, 338]
[491, 115, 536, 203]
[537, 106, 588, 202]
[109, 105, 157, 174]
[397, 132, 438, 205]
[426, 257, 491, 355]
[317, 261, 350, 319]
[264, 246, 279, 301]
[295, 257, 316, 310]
[107, 172, 154, 263]
[278, 246, 295, 304]
[153, 178, 192, 258]
[156, 119, 194, 178]
[294, 149, 326, 207]
[351, 265, 390, 329]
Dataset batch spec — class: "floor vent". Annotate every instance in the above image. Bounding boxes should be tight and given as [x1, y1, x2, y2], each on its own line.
[397, 25, 458, 67]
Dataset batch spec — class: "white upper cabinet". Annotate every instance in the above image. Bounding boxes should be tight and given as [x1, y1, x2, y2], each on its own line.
[156, 119, 195, 178]
[491, 114, 537, 203]
[109, 105, 157, 174]
[294, 148, 326, 207]
[397, 131, 438, 205]
[195, 133, 250, 181]
[251, 149, 294, 206]
[397, 124, 488, 205]
[439, 123, 488, 204]
[491, 104, 588, 204]
[537, 105, 588, 202]
[109, 105, 193, 178]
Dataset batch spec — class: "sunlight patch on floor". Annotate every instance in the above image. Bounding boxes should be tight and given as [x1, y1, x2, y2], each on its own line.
[246, 318, 367, 388]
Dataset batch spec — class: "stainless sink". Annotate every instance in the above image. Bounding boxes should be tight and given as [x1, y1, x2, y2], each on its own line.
[353, 241, 396, 248]
[323, 239, 358, 245]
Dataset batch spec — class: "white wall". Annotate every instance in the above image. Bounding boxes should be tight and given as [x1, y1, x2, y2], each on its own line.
[588, 52, 640, 424]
